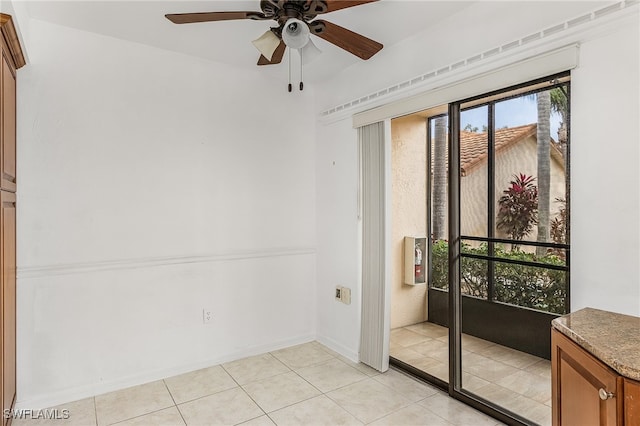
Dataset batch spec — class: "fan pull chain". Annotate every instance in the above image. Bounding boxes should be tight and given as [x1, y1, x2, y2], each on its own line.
[299, 49, 304, 91]
[287, 49, 292, 92]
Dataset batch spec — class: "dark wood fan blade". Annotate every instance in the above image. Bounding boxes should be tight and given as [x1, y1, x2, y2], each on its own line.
[324, 0, 378, 13]
[257, 41, 286, 65]
[165, 11, 266, 24]
[310, 19, 382, 60]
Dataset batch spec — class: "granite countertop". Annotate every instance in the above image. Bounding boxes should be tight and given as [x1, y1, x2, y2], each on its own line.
[552, 307, 640, 381]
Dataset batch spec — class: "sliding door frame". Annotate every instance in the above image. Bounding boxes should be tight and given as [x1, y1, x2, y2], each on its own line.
[447, 72, 571, 426]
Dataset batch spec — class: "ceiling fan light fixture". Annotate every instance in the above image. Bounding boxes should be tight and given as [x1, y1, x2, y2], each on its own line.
[302, 38, 322, 64]
[282, 18, 310, 50]
[166, 0, 384, 71]
[252, 29, 281, 60]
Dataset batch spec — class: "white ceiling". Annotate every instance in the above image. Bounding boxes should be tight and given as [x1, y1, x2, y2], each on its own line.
[23, 0, 475, 83]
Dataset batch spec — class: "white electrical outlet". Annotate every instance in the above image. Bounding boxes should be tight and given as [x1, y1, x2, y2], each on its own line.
[203, 308, 213, 324]
[335, 286, 351, 305]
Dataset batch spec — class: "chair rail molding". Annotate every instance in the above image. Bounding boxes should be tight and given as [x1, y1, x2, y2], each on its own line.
[17, 247, 317, 279]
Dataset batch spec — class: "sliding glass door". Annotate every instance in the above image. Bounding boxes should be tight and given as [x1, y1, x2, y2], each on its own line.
[390, 72, 570, 425]
[449, 74, 571, 426]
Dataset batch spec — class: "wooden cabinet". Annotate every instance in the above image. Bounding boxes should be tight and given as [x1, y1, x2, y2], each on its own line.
[552, 328, 639, 426]
[0, 13, 23, 426]
[1, 13, 22, 193]
[1, 191, 15, 423]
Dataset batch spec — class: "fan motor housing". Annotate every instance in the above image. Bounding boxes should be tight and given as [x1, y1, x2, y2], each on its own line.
[260, 0, 328, 24]
[260, 0, 279, 17]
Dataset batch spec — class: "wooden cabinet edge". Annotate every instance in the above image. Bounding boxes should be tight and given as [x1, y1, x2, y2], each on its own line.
[0, 14, 25, 70]
[624, 377, 640, 426]
[551, 329, 560, 426]
[1, 190, 16, 426]
[0, 15, 19, 423]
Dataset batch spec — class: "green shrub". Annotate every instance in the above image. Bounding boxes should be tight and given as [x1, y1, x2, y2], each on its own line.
[431, 240, 449, 290]
[430, 240, 567, 314]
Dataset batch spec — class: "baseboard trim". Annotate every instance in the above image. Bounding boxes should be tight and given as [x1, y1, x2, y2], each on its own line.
[15, 334, 316, 410]
[315, 334, 359, 363]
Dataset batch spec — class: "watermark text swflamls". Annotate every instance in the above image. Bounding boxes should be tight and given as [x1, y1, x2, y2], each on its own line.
[3, 408, 70, 420]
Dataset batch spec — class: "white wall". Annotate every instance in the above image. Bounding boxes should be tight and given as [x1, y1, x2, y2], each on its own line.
[315, 3, 640, 359]
[314, 118, 360, 359]
[17, 18, 317, 408]
[570, 22, 640, 315]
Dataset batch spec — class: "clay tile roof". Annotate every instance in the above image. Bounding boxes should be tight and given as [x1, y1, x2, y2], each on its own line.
[431, 123, 563, 175]
[461, 124, 538, 174]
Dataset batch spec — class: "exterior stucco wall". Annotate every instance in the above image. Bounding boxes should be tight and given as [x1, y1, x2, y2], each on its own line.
[391, 115, 428, 329]
[461, 136, 566, 244]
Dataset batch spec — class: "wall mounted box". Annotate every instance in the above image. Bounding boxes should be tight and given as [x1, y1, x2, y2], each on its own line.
[404, 236, 426, 285]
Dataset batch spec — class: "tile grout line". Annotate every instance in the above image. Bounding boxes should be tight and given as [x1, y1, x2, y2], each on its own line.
[322, 358, 427, 424]
[162, 359, 289, 409]
[367, 370, 444, 425]
[161, 379, 187, 426]
[92, 397, 98, 426]
[219, 362, 271, 425]
[103, 381, 179, 426]
[259, 345, 381, 424]
[107, 406, 179, 426]
[251, 349, 332, 421]
[380, 394, 453, 426]
[418, 392, 460, 425]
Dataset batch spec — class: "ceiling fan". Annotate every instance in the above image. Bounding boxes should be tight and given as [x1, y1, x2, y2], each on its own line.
[165, 0, 384, 67]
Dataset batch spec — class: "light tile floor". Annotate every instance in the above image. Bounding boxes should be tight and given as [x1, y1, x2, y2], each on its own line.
[13, 341, 505, 426]
[391, 322, 552, 426]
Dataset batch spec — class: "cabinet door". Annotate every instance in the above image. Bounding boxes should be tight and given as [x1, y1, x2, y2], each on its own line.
[1, 53, 16, 192]
[1, 190, 16, 423]
[552, 329, 620, 426]
[625, 378, 640, 426]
